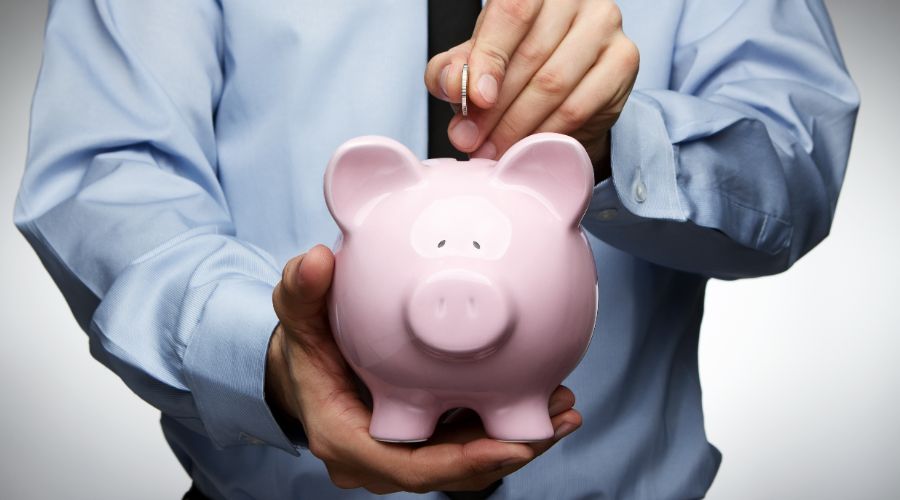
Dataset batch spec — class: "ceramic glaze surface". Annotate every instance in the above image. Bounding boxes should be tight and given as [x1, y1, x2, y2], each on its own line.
[323, 133, 598, 442]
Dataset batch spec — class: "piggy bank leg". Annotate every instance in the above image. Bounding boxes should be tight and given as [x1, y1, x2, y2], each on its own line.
[479, 396, 554, 442]
[369, 393, 441, 443]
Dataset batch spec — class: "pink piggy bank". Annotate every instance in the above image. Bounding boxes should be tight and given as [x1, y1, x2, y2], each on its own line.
[323, 132, 598, 442]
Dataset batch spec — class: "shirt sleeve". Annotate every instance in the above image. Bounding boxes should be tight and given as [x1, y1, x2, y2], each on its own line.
[13, 0, 303, 455]
[583, 0, 860, 280]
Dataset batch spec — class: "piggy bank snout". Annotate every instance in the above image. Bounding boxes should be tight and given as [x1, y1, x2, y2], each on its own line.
[406, 272, 512, 360]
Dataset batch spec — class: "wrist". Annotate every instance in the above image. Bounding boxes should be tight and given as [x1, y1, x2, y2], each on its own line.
[265, 324, 295, 418]
[265, 324, 310, 442]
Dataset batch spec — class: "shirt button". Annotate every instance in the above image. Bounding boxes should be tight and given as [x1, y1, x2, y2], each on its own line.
[594, 208, 618, 221]
[633, 180, 647, 203]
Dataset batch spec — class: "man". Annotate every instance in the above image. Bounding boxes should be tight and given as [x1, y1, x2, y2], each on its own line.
[15, 0, 858, 498]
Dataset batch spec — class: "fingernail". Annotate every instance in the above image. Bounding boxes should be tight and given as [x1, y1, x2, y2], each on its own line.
[295, 254, 307, 283]
[478, 74, 498, 104]
[554, 422, 578, 440]
[439, 65, 451, 100]
[548, 399, 569, 416]
[471, 141, 496, 160]
[449, 119, 479, 150]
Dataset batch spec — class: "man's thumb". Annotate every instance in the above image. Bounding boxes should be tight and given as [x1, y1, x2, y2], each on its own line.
[274, 244, 335, 326]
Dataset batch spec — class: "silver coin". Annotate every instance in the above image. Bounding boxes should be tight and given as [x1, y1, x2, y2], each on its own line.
[461, 64, 469, 117]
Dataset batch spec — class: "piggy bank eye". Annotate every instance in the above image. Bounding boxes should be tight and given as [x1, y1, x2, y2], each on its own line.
[472, 241, 481, 250]
[437, 240, 446, 248]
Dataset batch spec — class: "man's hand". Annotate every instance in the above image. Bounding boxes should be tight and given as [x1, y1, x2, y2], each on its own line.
[425, 0, 639, 180]
[267, 245, 583, 494]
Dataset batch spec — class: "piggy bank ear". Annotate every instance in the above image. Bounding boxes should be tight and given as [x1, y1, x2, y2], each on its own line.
[491, 133, 594, 224]
[324, 136, 423, 231]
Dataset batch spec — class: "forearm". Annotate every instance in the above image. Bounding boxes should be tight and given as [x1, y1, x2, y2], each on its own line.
[16, 0, 300, 454]
[583, 0, 859, 279]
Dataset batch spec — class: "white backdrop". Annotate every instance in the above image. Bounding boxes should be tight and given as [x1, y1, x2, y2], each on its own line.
[1, 1, 897, 498]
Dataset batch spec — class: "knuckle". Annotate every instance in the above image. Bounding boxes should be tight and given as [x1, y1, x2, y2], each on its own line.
[323, 461, 354, 488]
[513, 38, 549, 67]
[460, 445, 494, 476]
[618, 37, 641, 72]
[465, 458, 493, 478]
[307, 441, 325, 460]
[396, 470, 429, 494]
[532, 68, 568, 96]
[598, 0, 623, 29]
[306, 436, 331, 462]
[494, 116, 523, 147]
[397, 479, 426, 494]
[478, 43, 511, 73]
[329, 472, 361, 490]
[610, 100, 627, 116]
[497, 0, 540, 26]
[557, 103, 588, 129]
[446, 43, 465, 56]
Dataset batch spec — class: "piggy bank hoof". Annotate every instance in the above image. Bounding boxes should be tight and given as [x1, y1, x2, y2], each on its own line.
[481, 401, 555, 442]
[369, 400, 439, 442]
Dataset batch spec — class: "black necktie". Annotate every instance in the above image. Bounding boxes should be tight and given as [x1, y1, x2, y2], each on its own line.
[427, 0, 482, 160]
[428, 7, 504, 499]
[428, 5, 503, 498]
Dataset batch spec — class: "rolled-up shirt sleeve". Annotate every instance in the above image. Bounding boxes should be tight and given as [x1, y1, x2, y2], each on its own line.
[583, 0, 860, 280]
[14, 0, 300, 454]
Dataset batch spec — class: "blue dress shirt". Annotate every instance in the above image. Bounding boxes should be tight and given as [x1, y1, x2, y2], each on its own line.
[14, 0, 858, 498]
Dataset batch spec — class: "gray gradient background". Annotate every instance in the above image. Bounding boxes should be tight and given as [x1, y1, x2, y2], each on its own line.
[1, 1, 897, 498]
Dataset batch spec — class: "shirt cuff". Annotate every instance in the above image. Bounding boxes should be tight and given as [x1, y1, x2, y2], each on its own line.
[182, 277, 302, 456]
[584, 92, 687, 227]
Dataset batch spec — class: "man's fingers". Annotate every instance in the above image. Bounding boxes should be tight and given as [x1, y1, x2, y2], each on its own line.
[359, 437, 533, 493]
[323, 460, 403, 495]
[452, 2, 575, 154]
[319, 417, 531, 494]
[534, 33, 639, 137]
[363, 481, 403, 495]
[273, 244, 334, 326]
[359, 418, 577, 494]
[410, 439, 533, 491]
[436, 409, 582, 492]
[548, 385, 576, 416]
[468, 0, 543, 108]
[433, 408, 581, 492]
[425, 41, 473, 103]
[473, 12, 611, 158]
